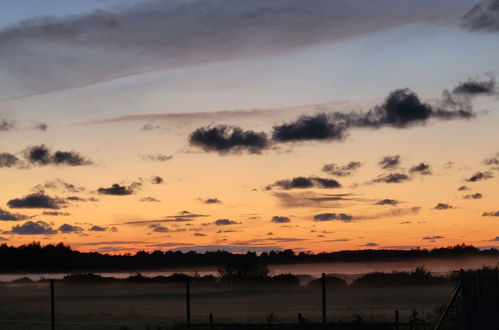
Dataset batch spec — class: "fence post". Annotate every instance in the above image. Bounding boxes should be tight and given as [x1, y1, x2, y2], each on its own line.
[50, 279, 55, 330]
[209, 313, 214, 330]
[394, 310, 399, 330]
[298, 313, 303, 324]
[322, 272, 327, 326]
[186, 277, 191, 326]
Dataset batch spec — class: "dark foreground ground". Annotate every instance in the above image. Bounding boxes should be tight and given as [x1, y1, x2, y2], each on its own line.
[0, 281, 452, 330]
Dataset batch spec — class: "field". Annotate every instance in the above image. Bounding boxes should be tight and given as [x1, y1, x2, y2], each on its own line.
[0, 280, 453, 330]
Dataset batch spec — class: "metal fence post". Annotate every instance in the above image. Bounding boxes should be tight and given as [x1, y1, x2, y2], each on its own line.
[395, 310, 399, 330]
[322, 273, 327, 326]
[50, 279, 55, 330]
[186, 277, 191, 326]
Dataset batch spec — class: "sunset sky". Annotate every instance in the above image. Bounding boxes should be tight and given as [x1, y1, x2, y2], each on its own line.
[0, 0, 498, 254]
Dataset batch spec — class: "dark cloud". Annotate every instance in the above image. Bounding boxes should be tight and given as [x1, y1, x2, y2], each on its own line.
[140, 154, 173, 162]
[58, 224, 83, 233]
[482, 211, 499, 217]
[89, 225, 107, 232]
[322, 161, 361, 177]
[140, 197, 161, 203]
[463, 193, 483, 199]
[270, 216, 291, 223]
[151, 176, 164, 184]
[272, 113, 348, 142]
[490, 237, 499, 241]
[376, 199, 400, 206]
[409, 162, 431, 175]
[202, 198, 222, 204]
[0, 153, 21, 168]
[462, 0, 499, 32]
[453, 77, 497, 96]
[34, 123, 48, 131]
[268, 176, 341, 190]
[372, 173, 410, 184]
[363, 242, 378, 247]
[0, 119, 15, 131]
[458, 185, 470, 191]
[466, 171, 494, 182]
[313, 213, 353, 222]
[23, 145, 92, 166]
[215, 219, 239, 226]
[0, 208, 29, 221]
[378, 155, 400, 169]
[152, 226, 170, 233]
[193, 233, 207, 237]
[7, 192, 66, 209]
[434, 203, 455, 210]
[9, 221, 57, 235]
[97, 183, 136, 196]
[189, 125, 269, 154]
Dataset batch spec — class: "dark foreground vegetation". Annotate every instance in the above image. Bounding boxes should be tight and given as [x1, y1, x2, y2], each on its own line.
[0, 242, 497, 273]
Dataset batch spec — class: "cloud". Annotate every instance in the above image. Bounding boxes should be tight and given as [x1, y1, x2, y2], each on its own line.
[0, 153, 21, 168]
[201, 198, 222, 204]
[453, 77, 497, 96]
[462, 0, 499, 32]
[151, 176, 164, 184]
[410, 162, 431, 175]
[58, 224, 83, 233]
[272, 113, 348, 142]
[376, 199, 400, 206]
[171, 245, 284, 253]
[0, 119, 15, 131]
[140, 154, 173, 162]
[214, 219, 239, 226]
[7, 192, 66, 209]
[23, 145, 92, 166]
[8, 221, 57, 235]
[270, 216, 291, 223]
[434, 203, 455, 210]
[484, 153, 499, 166]
[97, 183, 137, 196]
[89, 225, 107, 232]
[272, 192, 360, 208]
[152, 226, 170, 233]
[422, 235, 444, 240]
[193, 233, 207, 237]
[378, 155, 400, 169]
[140, 196, 161, 203]
[42, 211, 70, 216]
[268, 176, 341, 190]
[458, 185, 470, 191]
[322, 161, 362, 177]
[463, 193, 483, 199]
[1, 0, 470, 100]
[118, 211, 209, 226]
[33, 178, 86, 193]
[189, 125, 269, 154]
[466, 171, 494, 182]
[0, 208, 29, 221]
[371, 173, 410, 184]
[482, 211, 499, 217]
[34, 123, 48, 131]
[490, 237, 499, 242]
[313, 213, 353, 222]
[359, 207, 421, 220]
[362, 242, 378, 247]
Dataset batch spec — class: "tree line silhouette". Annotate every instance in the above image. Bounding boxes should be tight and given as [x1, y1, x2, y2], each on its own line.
[0, 242, 496, 273]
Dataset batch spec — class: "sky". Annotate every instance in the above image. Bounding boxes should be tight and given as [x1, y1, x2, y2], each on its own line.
[0, 0, 498, 254]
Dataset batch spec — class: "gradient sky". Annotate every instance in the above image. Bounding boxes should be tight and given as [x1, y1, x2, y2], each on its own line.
[0, 0, 498, 254]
